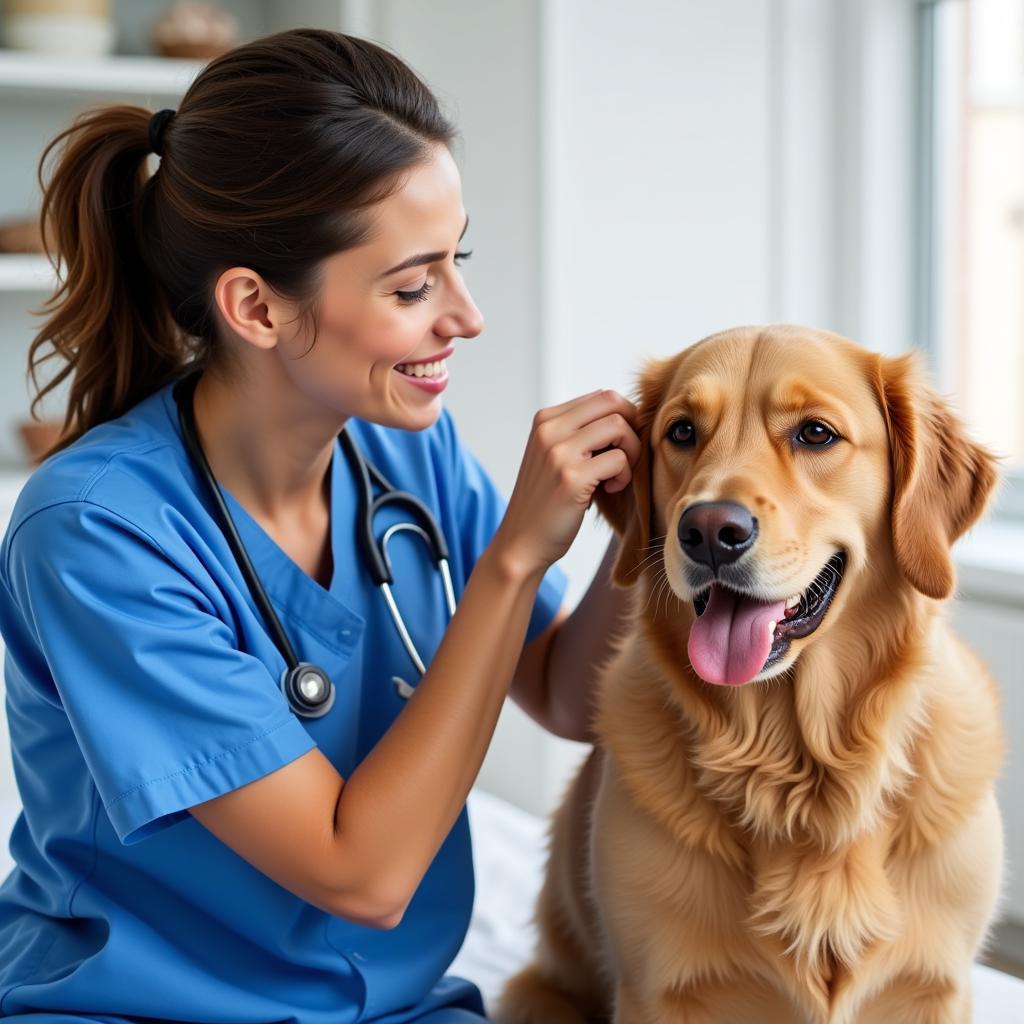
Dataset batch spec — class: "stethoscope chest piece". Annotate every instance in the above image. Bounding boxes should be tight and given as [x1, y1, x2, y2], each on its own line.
[281, 663, 336, 719]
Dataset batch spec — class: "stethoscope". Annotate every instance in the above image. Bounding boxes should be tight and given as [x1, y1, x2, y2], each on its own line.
[172, 369, 457, 718]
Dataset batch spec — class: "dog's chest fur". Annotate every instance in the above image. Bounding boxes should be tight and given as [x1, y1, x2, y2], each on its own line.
[594, 633, 940, 1019]
[743, 828, 902, 1017]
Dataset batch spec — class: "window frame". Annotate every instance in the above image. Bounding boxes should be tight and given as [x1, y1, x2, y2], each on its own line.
[916, 0, 1024, 522]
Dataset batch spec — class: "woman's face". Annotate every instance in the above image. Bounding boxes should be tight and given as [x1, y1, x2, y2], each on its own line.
[221, 141, 484, 433]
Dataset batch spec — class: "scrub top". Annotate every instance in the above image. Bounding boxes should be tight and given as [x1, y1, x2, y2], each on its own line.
[0, 376, 568, 1023]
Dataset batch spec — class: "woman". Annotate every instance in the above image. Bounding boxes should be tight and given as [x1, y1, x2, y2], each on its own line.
[0, 28, 639, 1024]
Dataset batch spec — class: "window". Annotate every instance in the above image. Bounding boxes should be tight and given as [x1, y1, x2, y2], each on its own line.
[921, 0, 1024, 518]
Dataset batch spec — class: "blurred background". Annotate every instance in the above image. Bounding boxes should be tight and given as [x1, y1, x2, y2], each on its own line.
[0, 0, 1021, 976]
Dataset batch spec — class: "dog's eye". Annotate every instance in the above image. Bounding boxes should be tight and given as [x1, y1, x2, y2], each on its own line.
[796, 420, 837, 446]
[667, 419, 697, 447]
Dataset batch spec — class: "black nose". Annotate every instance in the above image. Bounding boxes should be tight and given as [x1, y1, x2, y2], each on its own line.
[677, 501, 758, 570]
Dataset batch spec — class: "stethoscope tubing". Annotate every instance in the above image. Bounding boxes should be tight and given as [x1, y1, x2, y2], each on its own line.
[172, 368, 456, 717]
[174, 372, 301, 669]
[378, 522, 457, 675]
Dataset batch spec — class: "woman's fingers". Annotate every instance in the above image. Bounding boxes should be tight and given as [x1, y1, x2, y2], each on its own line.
[577, 411, 642, 468]
[534, 389, 638, 440]
[586, 447, 633, 496]
[531, 388, 604, 425]
[551, 412, 642, 493]
[494, 388, 643, 574]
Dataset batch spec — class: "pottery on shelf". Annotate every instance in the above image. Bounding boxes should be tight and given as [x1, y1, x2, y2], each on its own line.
[2, 0, 115, 57]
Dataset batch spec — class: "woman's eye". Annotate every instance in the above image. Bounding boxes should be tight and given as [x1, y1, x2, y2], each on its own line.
[796, 420, 837, 446]
[396, 250, 472, 304]
[396, 281, 433, 304]
[667, 418, 697, 447]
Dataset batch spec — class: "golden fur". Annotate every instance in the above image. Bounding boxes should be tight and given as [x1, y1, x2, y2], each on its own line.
[496, 326, 1006, 1024]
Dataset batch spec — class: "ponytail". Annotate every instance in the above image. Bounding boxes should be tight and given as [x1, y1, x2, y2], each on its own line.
[29, 104, 193, 457]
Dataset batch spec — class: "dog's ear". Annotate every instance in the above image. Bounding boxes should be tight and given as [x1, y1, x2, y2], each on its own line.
[874, 351, 1001, 599]
[593, 356, 673, 587]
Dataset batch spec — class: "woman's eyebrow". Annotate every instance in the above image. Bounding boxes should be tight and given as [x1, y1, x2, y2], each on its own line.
[379, 214, 470, 278]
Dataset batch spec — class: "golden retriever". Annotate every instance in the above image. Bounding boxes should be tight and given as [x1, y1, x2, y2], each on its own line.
[496, 326, 1005, 1024]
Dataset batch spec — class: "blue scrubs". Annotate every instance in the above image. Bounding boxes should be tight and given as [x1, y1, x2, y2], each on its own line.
[0, 377, 568, 1023]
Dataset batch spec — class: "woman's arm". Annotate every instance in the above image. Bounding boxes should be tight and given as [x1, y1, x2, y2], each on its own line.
[189, 390, 640, 929]
[510, 534, 634, 744]
[191, 542, 545, 929]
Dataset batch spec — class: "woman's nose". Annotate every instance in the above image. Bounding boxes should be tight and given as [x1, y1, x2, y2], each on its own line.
[458, 300, 485, 339]
[438, 280, 484, 340]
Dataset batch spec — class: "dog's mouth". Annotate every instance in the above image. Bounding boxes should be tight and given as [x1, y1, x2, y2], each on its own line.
[688, 551, 847, 686]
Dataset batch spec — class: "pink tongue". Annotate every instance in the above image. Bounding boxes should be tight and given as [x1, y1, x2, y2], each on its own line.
[688, 586, 787, 686]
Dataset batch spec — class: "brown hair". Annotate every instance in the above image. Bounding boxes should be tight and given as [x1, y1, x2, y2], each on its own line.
[27, 27, 457, 457]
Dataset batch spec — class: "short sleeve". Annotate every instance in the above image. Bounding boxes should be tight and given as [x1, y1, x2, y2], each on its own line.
[438, 410, 570, 645]
[2, 500, 317, 845]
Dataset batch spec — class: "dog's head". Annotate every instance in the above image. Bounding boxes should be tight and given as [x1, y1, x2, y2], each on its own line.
[597, 326, 1001, 687]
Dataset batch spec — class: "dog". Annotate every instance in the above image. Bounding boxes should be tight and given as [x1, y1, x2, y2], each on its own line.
[496, 326, 1005, 1024]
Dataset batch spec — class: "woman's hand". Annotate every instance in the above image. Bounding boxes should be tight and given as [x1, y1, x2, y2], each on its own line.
[494, 389, 641, 576]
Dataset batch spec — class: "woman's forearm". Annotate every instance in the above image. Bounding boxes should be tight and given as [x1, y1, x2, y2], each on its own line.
[544, 535, 635, 743]
[331, 535, 545, 922]
[329, 387, 642, 925]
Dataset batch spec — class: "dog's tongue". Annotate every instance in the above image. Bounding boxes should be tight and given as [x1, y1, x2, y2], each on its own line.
[688, 585, 787, 685]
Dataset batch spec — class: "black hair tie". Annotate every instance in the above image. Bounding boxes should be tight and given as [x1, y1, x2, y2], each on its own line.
[148, 108, 176, 157]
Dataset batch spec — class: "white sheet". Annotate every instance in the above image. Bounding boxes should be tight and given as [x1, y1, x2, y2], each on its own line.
[0, 792, 1021, 1018]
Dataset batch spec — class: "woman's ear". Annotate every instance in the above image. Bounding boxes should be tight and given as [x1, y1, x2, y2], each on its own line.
[593, 356, 673, 587]
[874, 351, 1002, 599]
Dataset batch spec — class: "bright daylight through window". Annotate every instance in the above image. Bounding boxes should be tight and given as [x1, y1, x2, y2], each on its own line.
[925, 0, 1024, 501]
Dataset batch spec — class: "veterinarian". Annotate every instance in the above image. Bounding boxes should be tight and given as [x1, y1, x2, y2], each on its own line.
[0, 29, 641, 1024]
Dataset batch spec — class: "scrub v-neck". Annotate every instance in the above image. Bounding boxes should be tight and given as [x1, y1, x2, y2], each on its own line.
[219, 438, 344, 597]
[210, 437, 366, 671]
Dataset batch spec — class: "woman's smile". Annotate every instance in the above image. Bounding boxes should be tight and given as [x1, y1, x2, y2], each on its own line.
[393, 345, 454, 394]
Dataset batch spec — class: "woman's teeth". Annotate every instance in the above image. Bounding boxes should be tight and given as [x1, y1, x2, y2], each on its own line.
[395, 359, 447, 379]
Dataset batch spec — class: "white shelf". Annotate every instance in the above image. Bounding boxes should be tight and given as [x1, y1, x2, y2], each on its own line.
[0, 254, 55, 292]
[0, 48, 204, 97]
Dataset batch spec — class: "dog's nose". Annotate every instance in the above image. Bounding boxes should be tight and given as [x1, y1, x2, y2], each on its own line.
[677, 501, 758, 570]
